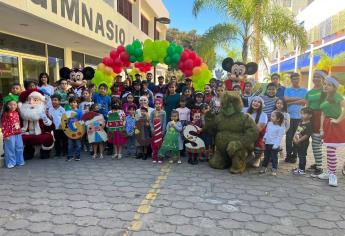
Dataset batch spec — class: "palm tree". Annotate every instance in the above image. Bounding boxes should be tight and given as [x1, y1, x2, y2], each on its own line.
[315, 50, 345, 75]
[192, 0, 308, 65]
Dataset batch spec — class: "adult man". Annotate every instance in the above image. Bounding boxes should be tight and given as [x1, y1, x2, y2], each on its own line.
[146, 72, 155, 92]
[271, 73, 286, 98]
[19, 89, 55, 159]
[178, 78, 195, 94]
[284, 73, 307, 163]
[135, 73, 142, 83]
[153, 76, 167, 99]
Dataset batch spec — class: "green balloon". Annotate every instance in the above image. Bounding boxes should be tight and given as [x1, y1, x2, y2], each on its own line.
[167, 46, 175, 55]
[164, 57, 172, 65]
[172, 53, 180, 63]
[129, 55, 136, 63]
[176, 45, 183, 54]
[134, 48, 143, 57]
[138, 55, 144, 62]
[126, 45, 135, 55]
[133, 39, 141, 48]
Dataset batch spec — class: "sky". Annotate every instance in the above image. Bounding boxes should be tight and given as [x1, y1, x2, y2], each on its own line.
[162, 0, 225, 35]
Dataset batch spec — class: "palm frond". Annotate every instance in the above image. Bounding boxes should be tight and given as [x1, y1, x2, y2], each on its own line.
[192, 0, 229, 17]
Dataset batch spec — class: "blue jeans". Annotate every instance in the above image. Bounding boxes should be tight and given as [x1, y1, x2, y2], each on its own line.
[126, 135, 136, 156]
[68, 139, 81, 159]
[262, 144, 279, 170]
[4, 134, 24, 168]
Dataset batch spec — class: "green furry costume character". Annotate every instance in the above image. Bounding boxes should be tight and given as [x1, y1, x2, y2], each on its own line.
[204, 92, 259, 174]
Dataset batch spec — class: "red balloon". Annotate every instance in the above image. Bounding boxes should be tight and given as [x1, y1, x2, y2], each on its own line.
[110, 50, 118, 59]
[102, 57, 113, 66]
[117, 45, 125, 52]
[120, 52, 129, 62]
[180, 52, 189, 61]
[194, 57, 202, 67]
[184, 59, 194, 69]
[113, 66, 122, 74]
[184, 69, 193, 77]
[189, 52, 197, 60]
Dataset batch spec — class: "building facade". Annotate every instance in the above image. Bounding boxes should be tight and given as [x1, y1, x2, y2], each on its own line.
[0, 0, 169, 97]
[269, 0, 345, 88]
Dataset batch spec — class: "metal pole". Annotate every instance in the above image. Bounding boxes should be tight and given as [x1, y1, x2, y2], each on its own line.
[153, 17, 157, 85]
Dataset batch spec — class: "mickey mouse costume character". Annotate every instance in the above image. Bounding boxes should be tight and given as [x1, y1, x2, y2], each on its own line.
[18, 89, 55, 159]
[222, 57, 258, 92]
[59, 67, 95, 98]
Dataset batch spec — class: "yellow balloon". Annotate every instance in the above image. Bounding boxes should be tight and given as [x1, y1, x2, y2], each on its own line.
[104, 66, 113, 75]
[97, 63, 106, 71]
[200, 63, 208, 70]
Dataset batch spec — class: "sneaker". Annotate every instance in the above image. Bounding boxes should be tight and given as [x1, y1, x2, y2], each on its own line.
[307, 164, 317, 171]
[92, 154, 97, 159]
[293, 168, 306, 175]
[152, 160, 157, 163]
[112, 154, 117, 159]
[99, 154, 104, 159]
[84, 146, 88, 152]
[318, 171, 330, 180]
[66, 157, 73, 161]
[310, 168, 323, 178]
[259, 167, 267, 174]
[285, 157, 297, 164]
[158, 160, 163, 164]
[169, 160, 174, 164]
[271, 170, 277, 176]
[7, 165, 15, 169]
[329, 174, 337, 187]
[177, 160, 182, 164]
[117, 154, 122, 160]
[75, 157, 81, 161]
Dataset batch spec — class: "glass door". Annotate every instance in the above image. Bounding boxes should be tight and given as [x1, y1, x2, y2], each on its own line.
[0, 53, 19, 105]
[22, 57, 46, 83]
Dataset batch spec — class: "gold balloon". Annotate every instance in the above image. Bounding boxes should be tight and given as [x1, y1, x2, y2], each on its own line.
[97, 63, 106, 71]
[104, 66, 113, 75]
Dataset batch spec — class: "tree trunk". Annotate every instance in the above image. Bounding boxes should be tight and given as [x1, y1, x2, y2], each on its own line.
[242, 38, 249, 64]
[253, 3, 262, 80]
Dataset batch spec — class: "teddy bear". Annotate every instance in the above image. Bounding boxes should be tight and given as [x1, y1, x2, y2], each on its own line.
[203, 91, 259, 174]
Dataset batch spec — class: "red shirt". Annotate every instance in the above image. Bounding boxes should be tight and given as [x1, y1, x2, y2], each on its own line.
[224, 80, 245, 92]
[1, 111, 22, 138]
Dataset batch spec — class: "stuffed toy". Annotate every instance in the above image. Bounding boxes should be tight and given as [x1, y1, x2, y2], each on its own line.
[222, 57, 258, 92]
[203, 91, 259, 174]
[59, 67, 95, 98]
[18, 89, 55, 159]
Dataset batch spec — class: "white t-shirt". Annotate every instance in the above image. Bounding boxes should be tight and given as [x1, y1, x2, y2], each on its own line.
[39, 85, 55, 96]
[176, 107, 191, 121]
[243, 107, 268, 125]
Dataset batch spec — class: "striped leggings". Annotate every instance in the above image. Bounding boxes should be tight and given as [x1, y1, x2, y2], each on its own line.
[326, 146, 337, 174]
[311, 134, 323, 169]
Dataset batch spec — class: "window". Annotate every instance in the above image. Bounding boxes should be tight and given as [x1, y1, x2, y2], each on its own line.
[118, 0, 132, 22]
[141, 15, 149, 35]
[0, 54, 19, 102]
[72, 51, 84, 68]
[154, 28, 160, 40]
[85, 54, 101, 68]
[0, 32, 46, 57]
[103, 0, 114, 8]
[48, 45, 64, 83]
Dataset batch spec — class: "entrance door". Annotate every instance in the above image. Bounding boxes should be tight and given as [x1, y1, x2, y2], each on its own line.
[0, 53, 19, 103]
[22, 57, 46, 83]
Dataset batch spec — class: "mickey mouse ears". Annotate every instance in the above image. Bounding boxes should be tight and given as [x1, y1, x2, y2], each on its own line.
[222, 57, 234, 72]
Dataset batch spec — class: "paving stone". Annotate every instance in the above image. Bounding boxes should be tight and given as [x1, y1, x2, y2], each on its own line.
[77, 226, 105, 236]
[51, 224, 79, 235]
[176, 225, 201, 236]
[4, 219, 30, 230]
[74, 216, 99, 226]
[27, 222, 54, 233]
[308, 218, 337, 229]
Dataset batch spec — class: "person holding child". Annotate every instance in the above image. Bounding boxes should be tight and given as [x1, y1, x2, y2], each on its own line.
[150, 99, 166, 163]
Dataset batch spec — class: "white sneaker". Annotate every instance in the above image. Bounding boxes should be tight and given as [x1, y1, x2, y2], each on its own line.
[329, 174, 337, 187]
[318, 171, 330, 180]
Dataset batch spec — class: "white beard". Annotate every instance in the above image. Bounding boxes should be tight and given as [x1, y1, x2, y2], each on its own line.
[20, 103, 45, 121]
[19, 103, 46, 135]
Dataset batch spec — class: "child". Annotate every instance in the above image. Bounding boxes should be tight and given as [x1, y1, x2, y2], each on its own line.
[66, 97, 83, 161]
[107, 101, 126, 159]
[274, 98, 290, 159]
[210, 84, 225, 115]
[190, 92, 204, 128]
[150, 100, 166, 163]
[79, 89, 94, 114]
[159, 110, 183, 164]
[122, 93, 137, 115]
[181, 88, 194, 109]
[125, 105, 137, 157]
[48, 94, 67, 157]
[260, 111, 285, 176]
[176, 98, 191, 127]
[92, 83, 111, 118]
[1, 95, 24, 168]
[292, 107, 313, 175]
[135, 107, 151, 160]
[164, 83, 180, 124]
[111, 83, 122, 99]
[85, 104, 108, 159]
[204, 84, 214, 104]
[54, 79, 69, 108]
[261, 82, 278, 120]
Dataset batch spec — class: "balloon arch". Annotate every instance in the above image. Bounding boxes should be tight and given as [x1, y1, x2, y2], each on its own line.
[92, 39, 212, 91]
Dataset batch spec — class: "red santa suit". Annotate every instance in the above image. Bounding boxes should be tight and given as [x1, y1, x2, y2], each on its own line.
[19, 89, 55, 159]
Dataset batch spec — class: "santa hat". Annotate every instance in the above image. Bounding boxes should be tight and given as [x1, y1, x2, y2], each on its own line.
[19, 89, 45, 103]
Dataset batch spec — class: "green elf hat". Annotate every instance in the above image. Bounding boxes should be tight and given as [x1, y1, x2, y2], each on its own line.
[3, 93, 19, 104]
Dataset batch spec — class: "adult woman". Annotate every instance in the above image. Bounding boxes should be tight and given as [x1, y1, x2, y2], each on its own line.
[306, 70, 327, 176]
[38, 73, 55, 96]
[318, 77, 345, 187]
[244, 96, 268, 167]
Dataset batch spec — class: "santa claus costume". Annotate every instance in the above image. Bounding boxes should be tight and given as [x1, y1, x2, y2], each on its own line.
[19, 89, 55, 159]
